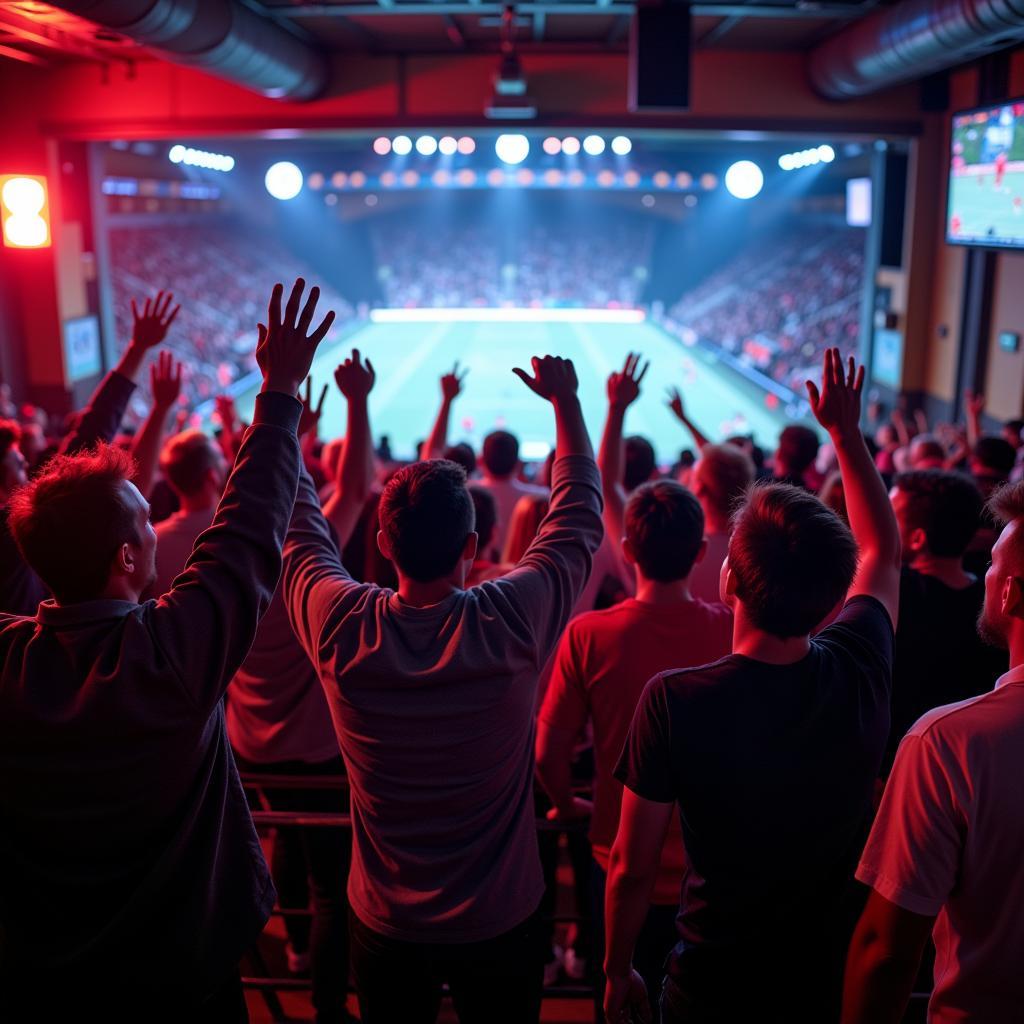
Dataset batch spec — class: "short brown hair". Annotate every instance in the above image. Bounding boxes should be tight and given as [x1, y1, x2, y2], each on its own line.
[697, 444, 755, 521]
[625, 480, 704, 582]
[8, 443, 140, 604]
[159, 430, 221, 498]
[729, 483, 857, 637]
[379, 460, 474, 582]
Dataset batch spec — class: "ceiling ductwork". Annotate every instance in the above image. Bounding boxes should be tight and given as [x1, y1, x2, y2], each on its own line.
[810, 0, 1024, 99]
[45, 0, 329, 100]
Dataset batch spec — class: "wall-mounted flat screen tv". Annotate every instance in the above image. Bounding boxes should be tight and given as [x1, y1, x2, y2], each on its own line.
[948, 98, 1024, 249]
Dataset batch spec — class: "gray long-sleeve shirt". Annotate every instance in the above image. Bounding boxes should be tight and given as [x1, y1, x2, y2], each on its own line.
[283, 454, 603, 943]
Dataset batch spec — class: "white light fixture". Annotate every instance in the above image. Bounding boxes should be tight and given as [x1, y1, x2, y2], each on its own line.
[392, 135, 413, 156]
[264, 161, 303, 200]
[611, 136, 632, 156]
[416, 135, 438, 156]
[724, 160, 764, 200]
[561, 136, 581, 156]
[439, 136, 458, 156]
[495, 134, 530, 165]
[583, 135, 606, 156]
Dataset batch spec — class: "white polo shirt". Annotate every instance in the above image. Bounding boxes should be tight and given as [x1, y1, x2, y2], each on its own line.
[856, 665, 1024, 1023]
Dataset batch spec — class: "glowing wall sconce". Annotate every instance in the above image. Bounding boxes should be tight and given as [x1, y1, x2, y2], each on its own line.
[1, 174, 51, 248]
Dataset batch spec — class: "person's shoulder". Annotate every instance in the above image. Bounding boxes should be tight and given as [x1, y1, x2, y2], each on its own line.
[906, 686, 1011, 742]
[817, 595, 894, 644]
[659, 655, 738, 695]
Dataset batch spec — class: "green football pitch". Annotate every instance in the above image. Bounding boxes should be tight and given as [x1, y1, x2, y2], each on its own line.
[948, 170, 1024, 243]
[235, 317, 793, 461]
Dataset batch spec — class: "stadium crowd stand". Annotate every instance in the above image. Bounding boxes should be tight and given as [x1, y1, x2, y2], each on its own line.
[668, 223, 865, 394]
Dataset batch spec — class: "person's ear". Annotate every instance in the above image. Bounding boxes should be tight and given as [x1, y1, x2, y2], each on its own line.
[376, 529, 392, 561]
[693, 537, 708, 565]
[908, 526, 928, 557]
[1002, 576, 1024, 619]
[114, 541, 136, 578]
[721, 563, 739, 608]
[463, 531, 478, 563]
[621, 536, 637, 566]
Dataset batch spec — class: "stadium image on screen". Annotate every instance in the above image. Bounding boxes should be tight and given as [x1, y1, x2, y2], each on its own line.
[97, 132, 867, 463]
[947, 97, 1024, 248]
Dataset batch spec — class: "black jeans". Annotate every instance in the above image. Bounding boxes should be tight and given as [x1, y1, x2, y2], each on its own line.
[591, 859, 679, 1024]
[238, 754, 351, 1024]
[349, 908, 546, 1024]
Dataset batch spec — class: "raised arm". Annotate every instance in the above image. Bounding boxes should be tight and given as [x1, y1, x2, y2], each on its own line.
[297, 375, 329, 464]
[322, 349, 377, 547]
[147, 279, 334, 716]
[483, 357, 602, 661]
[60, 292, 180, 455]
[806, 349, 901, 626]
[130, 350, 182, 497]
[667, 385, 711, 451]
[964, 388, 985, 449]
[597, 353, 647, 544]
[420, 362, 466, 461]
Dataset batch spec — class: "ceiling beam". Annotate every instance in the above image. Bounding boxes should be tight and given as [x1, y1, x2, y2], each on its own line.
[0, 43, 48, 66]
[281, 3, 863, 18]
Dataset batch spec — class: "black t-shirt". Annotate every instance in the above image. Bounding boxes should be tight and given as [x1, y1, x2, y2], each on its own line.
[887, 567, 1006, 772]
[615, 597, 893, 998]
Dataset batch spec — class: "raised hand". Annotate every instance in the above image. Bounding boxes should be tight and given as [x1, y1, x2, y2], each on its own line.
[441, 362, 467, 402]
[607, 352, 648, 410]
[149, 349, 183, 410]
[512, 355, 579, 404]
[964, 388, 986, 418]
[130, 291, 180, 350]
[666, 386, 687, 423]
[256, 279, 336, 396]
[334, 348, 376, 402]
[298, 376, 329, 438]
[214, 394, 238, 433]
[806, 348, 864, 440]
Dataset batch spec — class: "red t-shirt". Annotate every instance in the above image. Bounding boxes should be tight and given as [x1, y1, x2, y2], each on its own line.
[539, 597, 733, 904]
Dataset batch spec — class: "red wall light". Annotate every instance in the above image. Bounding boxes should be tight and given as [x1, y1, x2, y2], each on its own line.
[1, 174, 51, 248]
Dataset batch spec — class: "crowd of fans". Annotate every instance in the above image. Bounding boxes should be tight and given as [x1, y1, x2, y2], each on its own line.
[668, 224, 865, 394]
[2, 275, 1023, 1024]
[371, 217, 653, 308]
[109, 224, 355, 417]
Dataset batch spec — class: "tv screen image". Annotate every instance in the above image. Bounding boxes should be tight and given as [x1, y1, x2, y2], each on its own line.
[948, 99, 1024, 248]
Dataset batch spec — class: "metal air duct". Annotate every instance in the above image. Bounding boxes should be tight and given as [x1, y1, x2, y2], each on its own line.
[810, 0, 1024, 99]
[48, 0, 328, 100]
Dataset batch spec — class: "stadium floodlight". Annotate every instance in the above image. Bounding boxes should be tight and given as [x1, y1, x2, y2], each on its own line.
[724, 160, 764, 200]
[169, 145, 234, 172]
[264, 161, 303, 200]
[561, 136, 581, 156]
[439, 136, 458, 156]
[416, 135, 438, 156]
[392, 135, 413, 156]
[818, 144, 836, 163]
[168, 145, 186, 164]
[495, 134, 530, 165]
[611, 136, 632, 156]
[583, 135, 606, 156]
[373, 137, 392, 156]
[543, 137, 562, 155]
[457, 137, 476, 155]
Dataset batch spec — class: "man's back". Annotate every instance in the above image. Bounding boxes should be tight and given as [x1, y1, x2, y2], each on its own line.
[284, 454, 603, 943]
[0, 391, 302, 1006]
[859, 678, 1024, 1023]
[541, 597, 732, 903]
[616, 598, 892, 984]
